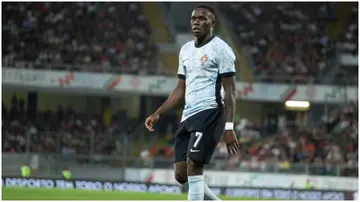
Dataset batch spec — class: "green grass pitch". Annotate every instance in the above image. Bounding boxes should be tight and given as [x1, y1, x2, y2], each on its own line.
[2, 187, 266, 200]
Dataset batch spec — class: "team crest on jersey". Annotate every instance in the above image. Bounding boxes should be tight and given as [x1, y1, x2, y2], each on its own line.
[200, 55, 208, 65]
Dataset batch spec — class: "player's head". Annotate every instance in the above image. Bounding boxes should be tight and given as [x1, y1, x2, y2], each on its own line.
[190, 5, 216, 38]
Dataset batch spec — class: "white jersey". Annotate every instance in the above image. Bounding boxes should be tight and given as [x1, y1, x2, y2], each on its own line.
[177, 36, 236, 122]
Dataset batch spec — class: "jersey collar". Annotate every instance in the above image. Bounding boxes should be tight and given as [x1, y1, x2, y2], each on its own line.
[194, 36, 215, 48]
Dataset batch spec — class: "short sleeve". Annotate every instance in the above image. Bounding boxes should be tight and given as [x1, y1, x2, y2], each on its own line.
[218, 46, 236, 77]
[177, 49, 185, 80]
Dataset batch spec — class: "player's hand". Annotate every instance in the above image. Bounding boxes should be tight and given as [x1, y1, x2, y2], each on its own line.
[144, 113, 160, 132]
[222, 130, 240, 155]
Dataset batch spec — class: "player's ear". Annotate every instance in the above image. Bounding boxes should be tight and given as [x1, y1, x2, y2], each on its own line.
[211, 19, 216, 27]
[210, 14, 216, 26]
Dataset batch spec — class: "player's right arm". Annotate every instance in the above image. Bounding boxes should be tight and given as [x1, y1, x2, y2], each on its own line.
[145, 49, 186, 132]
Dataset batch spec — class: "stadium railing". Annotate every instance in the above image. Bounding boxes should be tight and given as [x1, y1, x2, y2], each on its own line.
[2, 153, 357, 178]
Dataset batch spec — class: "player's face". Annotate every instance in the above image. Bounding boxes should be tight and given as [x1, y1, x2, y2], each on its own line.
[190, 8, 213, 37]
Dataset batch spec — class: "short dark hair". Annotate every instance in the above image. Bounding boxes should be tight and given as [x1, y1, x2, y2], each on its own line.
[195, 4, 216, 20]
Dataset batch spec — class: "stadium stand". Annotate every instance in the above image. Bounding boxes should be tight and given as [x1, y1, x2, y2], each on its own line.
[2, 94, 138, 156]
[2, 2, 159, 74]
[219, 2, 358, 84]
[3, 2, 357, 81]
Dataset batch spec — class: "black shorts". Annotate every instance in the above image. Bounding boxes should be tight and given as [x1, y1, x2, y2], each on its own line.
[174, 107, 226, 164]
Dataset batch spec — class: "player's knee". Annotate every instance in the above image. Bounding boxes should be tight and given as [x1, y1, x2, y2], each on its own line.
[174, 171, 188, 184]
[174, 161, 188, 184]
[187, 158, 204, 176]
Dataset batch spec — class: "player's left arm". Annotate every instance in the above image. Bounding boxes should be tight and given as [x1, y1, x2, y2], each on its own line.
[218, 45, 239, 154]
[218, 46, 236, 123]
[221, 75, 236, 123]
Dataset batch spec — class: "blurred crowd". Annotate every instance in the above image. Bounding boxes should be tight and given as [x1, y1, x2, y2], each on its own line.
[2, 95, 134, 157]
[2, 2, 358, 81]
[2, 2, 159, 74]
[214, 102, 358, 177]
[221, 2, 358, 84]
[336, 5, 358, 55]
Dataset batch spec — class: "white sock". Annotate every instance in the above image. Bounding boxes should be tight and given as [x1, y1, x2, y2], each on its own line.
[188, 175, 204, 201]
[204, 183, 221, 200]
[182, 181, 221, 200]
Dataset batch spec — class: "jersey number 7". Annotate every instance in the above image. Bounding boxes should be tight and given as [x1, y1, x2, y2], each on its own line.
[193, 132, 203, 148]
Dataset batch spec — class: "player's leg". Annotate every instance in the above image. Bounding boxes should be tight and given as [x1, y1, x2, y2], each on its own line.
[174, 160, 220, 201]
[187, 108, 225, 201]
[186, 157, 205, 201]
[174, 124, 191, 190]
[174, 120, 219, 200]
[187, 133, 220, 201]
